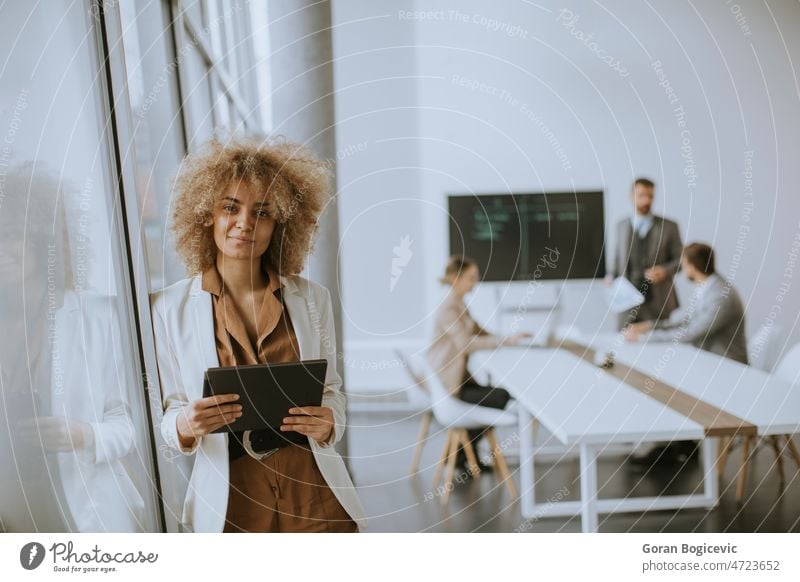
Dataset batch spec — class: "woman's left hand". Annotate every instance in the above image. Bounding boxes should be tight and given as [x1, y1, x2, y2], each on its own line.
[281, 406, 334, 444]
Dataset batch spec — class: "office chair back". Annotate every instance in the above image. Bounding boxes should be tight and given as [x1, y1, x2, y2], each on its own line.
[412, 354, 516, 429]
[395, 349, 431, 409]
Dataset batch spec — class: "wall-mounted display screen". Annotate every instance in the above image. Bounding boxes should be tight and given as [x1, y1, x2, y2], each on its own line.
[448, 191, 606, 281]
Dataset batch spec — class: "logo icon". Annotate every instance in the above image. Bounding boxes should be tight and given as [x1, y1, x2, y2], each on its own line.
[390, 234, 413, 291]
[20, 542, 46, 570]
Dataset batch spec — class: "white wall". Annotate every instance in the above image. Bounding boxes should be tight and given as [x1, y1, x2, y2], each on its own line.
[332, 0, 800, 392]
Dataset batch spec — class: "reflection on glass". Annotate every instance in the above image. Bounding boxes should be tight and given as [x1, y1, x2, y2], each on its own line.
[1, 165, 146, 531]
[0, 1, 157, 532]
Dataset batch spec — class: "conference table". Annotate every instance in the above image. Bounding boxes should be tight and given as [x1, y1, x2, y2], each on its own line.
[468, 329, 798, 532]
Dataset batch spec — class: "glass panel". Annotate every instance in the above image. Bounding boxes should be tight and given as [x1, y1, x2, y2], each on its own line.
[183, 0, 205, 30]
[181, 34, 216, 147]
[231, 98, 247, 134]
[220, 0, 238, 81]
[0, 0, 159, 531]
[120, 0, 188, 288]
[204, 0, 224, 69]
[212, 76, 232, 128]
[249, 0, 272, 130]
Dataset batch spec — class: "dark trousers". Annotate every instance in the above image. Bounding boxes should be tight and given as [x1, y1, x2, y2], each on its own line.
[456, 380, 512, 463]
[459, 380, 512, 410]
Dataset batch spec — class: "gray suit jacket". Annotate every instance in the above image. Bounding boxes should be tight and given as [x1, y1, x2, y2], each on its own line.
[613, 215, 683, 320]
[647, 274, 749, 364]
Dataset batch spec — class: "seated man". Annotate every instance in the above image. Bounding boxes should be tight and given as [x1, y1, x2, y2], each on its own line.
[624, 242, 748, 364]
[623, 242, 748, 466]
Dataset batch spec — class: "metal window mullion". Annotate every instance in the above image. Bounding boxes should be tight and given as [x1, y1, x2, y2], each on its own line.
[172, 0, 198, 147]
[182, 14, 250, 122]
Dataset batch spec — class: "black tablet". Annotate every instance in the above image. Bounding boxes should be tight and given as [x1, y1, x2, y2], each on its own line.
[202, 359, 327, 435]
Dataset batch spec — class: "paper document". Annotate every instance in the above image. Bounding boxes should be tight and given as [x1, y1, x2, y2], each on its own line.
[605, 277, 645, 313]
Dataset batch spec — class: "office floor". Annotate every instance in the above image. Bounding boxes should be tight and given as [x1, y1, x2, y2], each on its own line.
[347, 411, 800, 532]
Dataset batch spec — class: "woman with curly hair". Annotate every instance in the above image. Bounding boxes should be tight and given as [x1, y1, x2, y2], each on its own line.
[150, 135, 366, 533]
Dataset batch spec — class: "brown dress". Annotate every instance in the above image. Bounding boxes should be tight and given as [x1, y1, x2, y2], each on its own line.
[201, 263, 357, 532]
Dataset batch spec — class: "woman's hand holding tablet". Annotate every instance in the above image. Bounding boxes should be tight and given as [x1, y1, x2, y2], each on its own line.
[176, 394, 243, 447]
[281, 406, 335, 444]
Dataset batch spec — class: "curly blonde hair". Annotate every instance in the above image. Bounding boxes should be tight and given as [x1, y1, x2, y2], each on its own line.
[171, 135, 332, 276]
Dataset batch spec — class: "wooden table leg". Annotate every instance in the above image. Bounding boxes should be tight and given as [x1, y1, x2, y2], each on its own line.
[769, 436, 786, 485]
[785, 435, 800, 470]
[717, 435, 733, 479]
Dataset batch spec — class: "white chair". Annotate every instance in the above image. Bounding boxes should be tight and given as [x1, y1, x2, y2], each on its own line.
[774, 343, 800, 383]
[747, 323, 783, 372]
[767, 343, 800, 477]
[719, 342, 800, 501]
[410, 353, 519, 505]
[718, 324, 782, 489]
[395, 349, 434, 476]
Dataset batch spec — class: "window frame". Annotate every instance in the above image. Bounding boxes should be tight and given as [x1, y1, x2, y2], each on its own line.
[172, 0, 261, 142]
[95, 0, 172, 532]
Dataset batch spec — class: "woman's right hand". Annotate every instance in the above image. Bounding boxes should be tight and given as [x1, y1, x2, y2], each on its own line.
[504, 332, 533, 346]
[176, 394, 242, 448]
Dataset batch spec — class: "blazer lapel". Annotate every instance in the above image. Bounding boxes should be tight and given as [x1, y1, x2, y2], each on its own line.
[188, 275, 220, 374]
[280, 275, 315, 360]
[186, 274, 316, 370]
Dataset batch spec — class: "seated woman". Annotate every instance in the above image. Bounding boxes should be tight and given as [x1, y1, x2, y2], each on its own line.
[426, 255, 531, 470]
[150, 135, 366, 532]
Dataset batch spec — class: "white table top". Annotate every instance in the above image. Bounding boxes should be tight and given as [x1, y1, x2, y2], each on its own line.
[559, 330, 800, 436]
[469, 347, 704, 446]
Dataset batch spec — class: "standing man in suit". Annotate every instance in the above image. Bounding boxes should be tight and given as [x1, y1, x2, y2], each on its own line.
[609, 178, 684, 329]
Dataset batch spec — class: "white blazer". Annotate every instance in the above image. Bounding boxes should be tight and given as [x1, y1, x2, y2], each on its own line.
[150, 274, 367, 532]
[52, 291, 145, 531]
